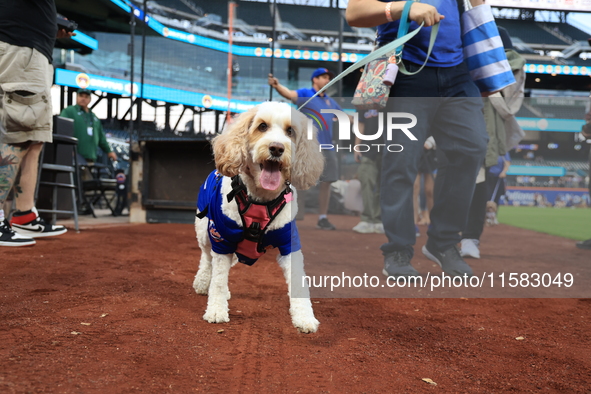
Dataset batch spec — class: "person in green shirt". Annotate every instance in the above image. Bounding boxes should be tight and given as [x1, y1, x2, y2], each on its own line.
[59, 88, 117, 163]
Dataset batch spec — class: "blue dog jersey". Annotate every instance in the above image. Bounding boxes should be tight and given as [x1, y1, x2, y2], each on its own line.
[197, 171, 301, 265]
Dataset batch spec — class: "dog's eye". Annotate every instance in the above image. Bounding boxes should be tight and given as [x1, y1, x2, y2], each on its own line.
[286, 126, 294, 137]
[258, 123, 268, 132]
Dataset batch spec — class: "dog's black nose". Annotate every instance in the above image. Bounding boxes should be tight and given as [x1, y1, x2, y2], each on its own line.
[269, 142, 284, 157]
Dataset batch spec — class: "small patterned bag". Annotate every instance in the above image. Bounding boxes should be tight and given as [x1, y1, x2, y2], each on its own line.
[299, 1, 435, 112]
[351, 0, 438, 111]
[351, 55, 391, 110]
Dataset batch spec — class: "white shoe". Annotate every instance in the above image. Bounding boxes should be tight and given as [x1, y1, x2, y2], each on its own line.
[460, 239, 480, 259]
[10, 207, 67, 238]
[352, 221, 374, 233]
[373, 222, 385, 234]
[0, 219, 36, 247]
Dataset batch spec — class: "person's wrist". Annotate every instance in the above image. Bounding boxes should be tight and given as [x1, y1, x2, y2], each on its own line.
[385, 2, 394, 22]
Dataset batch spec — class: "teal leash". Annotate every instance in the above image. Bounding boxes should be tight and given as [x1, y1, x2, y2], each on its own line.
[297, 21, 425, 111]
[297, 2, 440, 110]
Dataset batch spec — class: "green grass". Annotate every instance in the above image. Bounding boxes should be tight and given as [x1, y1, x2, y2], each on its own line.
[498, 206, 591, 241]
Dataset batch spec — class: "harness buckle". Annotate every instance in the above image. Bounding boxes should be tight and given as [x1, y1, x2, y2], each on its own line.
[244, 222, 261, 242]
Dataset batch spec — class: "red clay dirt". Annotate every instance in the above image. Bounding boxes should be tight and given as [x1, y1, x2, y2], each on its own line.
[1, 215, 590, 393]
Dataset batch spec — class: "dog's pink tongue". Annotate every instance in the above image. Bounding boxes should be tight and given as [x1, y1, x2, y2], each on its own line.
[260, 161, 281, 190]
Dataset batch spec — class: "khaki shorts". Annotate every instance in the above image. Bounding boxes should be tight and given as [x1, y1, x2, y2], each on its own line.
[0, 40, 53, 144]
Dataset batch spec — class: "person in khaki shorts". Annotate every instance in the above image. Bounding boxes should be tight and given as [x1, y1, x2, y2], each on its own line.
[0, 0, 74, 247]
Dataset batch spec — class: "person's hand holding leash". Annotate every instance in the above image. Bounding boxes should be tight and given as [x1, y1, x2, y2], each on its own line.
[409, 3, 444, 27]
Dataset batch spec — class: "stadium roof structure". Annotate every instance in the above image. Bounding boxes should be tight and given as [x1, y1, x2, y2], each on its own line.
[137, 0, 375, 51]
[57, 0, 590, 72]
[134, 1, 590, 70]
[54, 0, 591, 115]
[56, 0, 143, 34]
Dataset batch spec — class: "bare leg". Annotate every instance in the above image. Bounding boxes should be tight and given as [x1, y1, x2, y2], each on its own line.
[413, 174, 421, 224]
[422, 173, 435, 225]
[13, 142, 42, 212]
[0, 142, 32, 207]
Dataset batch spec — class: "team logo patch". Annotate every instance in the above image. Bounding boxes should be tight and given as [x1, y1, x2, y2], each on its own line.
[208, 220, 223, 242]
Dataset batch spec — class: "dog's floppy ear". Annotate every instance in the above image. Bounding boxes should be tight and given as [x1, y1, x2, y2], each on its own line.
[290, 110, 324, 190]
[211, 106, 256, 177]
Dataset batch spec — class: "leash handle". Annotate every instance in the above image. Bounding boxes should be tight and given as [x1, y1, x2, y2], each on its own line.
[395, 0, 415, 58]
[398, 22, 439, 75]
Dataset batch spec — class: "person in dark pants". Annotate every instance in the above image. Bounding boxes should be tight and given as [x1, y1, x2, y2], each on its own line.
[461, 153, 510, 258]
[347, 0, 488, 278]
[460, 26, 523, 258]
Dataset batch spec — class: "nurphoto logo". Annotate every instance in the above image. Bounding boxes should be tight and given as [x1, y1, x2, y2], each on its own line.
[307, 109, 418, 152]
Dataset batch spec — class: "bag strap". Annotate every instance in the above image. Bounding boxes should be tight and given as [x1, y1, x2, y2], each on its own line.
[298, 14, 429, 110]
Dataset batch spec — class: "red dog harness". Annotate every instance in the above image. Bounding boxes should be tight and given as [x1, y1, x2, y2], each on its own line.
[226, 176, 292, 260]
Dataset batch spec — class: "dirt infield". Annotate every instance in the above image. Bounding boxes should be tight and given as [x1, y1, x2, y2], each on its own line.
[1, 215, 590, 393]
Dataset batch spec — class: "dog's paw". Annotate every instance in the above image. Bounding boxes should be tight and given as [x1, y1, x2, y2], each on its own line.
[193, 281, 209, 295]
[193, 275, 210, 295]
[203, 308, 230, 324]
[293, 316, 320, 333]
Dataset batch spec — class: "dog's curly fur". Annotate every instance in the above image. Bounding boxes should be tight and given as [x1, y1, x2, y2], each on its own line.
[194, 102, 324, 333]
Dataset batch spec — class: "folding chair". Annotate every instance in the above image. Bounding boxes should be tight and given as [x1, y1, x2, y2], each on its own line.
[81, 162, 117, 216]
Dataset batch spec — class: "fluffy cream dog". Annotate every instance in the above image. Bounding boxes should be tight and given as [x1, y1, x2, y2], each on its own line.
[194, 102, 324, 333]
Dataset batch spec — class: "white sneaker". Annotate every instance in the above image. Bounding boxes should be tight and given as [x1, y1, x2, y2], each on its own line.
[352, 221, 374, 233]
[373, 222, 385, 234]
[10, 207, 67, 238]
[460, 238, 480, 259]
[0, 219, 36, 247]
